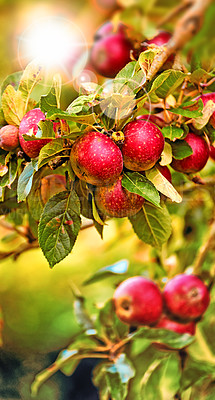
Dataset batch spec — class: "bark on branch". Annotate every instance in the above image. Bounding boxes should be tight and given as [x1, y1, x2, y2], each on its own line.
[146, 0, 212, 81]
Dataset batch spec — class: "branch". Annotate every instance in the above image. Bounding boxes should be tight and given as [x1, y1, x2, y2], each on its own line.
[146, 0, 212, 81]
[192, 212, 215, 275]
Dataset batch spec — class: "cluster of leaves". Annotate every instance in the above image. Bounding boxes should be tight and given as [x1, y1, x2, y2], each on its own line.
[0, 53, 215, 268]
[30, 259, 215, 400]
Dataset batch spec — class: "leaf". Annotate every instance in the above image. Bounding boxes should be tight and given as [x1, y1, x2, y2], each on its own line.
[92, 196, 106, 226]
[27, 169, 46, 221]
[93, 355, 135, 400]
[146, 167, 182, 203]
[113, 61, 145, 93]
[72, 292, 95, 332]
[129, 202, 172, 248]
[169, 99, 203, 118]
[0, 71, 23, 97]
[38, 138, 65, 169]
[1, 85, 25, 126]
[0, 159, 18, 188]
[98, 299, 129, 342]
[83, 259, 129, 285]
[133, 326, 195, 349]
[192, 100, 215, 130]
[149, 70, 185, 99]
[181, 356, 215, 391]
[121, 172, 160, 207]
[40, 74, 61, 112]
[67, 94, 96, 114]
[189, 68, 212, 85]
[160, 142, 172, 166]
[162, 126, 185, 141]
[17, 160, 38, 202]
[18, 61, 43, 111]
[46, 108, 98, 126]
[38, 190, 81, 267]
[141, 354, 181, 400]
[139, 49, 158, 76]
[171, 140, 193, 159]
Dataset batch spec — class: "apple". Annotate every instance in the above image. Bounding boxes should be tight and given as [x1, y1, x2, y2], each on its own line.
[70, 131, 123, 186]
[94, 21, 126, 42]
[157, 164, 172, 182]
[156, 314, 196, 335]
[171, 133, 209, 173]
[95, 175, 144, 218]
[121, 119, 164, 171]
[209, 144, 215, 161]
[19, 108, 52, 159]
[113, 276, 163, 325]
[40, 174, 67, 205]
[140, 30, 174, 64]
[0, 125, 19, 151]
[163, 274, 210, 321]
[90, 33, 133, 78]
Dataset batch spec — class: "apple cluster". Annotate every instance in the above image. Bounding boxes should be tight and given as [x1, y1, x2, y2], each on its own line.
[113, 274, 210, 336]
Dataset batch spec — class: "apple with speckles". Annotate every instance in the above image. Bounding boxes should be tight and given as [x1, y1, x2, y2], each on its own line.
[70, 131, 123, 186]
[95, 175, 144, 218]
[113, 276, 163, 326]
[171, 132, 209, 173]
[121, 119, 164, 171]
[19, 108, 52, 159]
[163, 274, 210, 321]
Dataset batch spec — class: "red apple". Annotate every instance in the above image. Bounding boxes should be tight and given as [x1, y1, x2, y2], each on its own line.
[163, 274, 210, 321]
[121, 119, 164, 171]
[70, 131, 123, 186]
[113, 276, 163, 326]
[157, 165, 172, 182]
[156, 314, 196, 335]
[94, 21, 126, 41]
[95, 175, 144, 218]
[0, 125, 19, 151]
[90, 33, 133, 78]
[19, 108, 52, 158]
[171, 133, 209, 173]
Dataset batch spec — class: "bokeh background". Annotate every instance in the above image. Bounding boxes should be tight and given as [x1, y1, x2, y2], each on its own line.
[0, 0, 215, 399]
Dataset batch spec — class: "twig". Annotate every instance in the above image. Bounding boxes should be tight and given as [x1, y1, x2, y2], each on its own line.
[146, 0, 212, 81]
[157, 0, 192, 28]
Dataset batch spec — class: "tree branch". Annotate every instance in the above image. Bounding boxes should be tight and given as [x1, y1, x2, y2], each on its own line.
[192, 211, 215, 275]
[146, 0, 212, 81]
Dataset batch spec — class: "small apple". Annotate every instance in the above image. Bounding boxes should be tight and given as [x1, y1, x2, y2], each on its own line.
[0, 125, 19, 151]
[171, 133, 209, 173]
[163, 274, 210, 321]
[198, 93, 215, 128]
[95, 175, 144, 218]
[122, 119, 164, 171]
[113, 276, 163, 326]
[19, 108, 52, 158]
[40, 174, 67, 205]
[70, 131, 123, 186]
[156, 314, 196, 335]
[94, 21, 126, 42]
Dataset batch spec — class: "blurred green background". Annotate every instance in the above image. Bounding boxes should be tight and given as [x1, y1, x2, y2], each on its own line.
[0, 0, 215, 399]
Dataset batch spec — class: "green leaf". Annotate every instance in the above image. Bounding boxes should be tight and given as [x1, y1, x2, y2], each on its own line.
[46, 108, 98, 126]
[181, 356, 215, 391]
[38, 190, 81, 267]
[141, 354, 181, 400]
[171, 140, 193, 159]
[27, 169, 46, 221]
[0, 108, 6, 125]
[113, 61, 144, 94]
[98, 299, 129, 342]
[189, 68, 212, 85]
[83, 259, 129, 285]
[129, 202, 172, 248]
[1, 85, 25, 126]
[146, 167, 182, 203]
[133, 326, 195, 349]
[67, 94, 96, 114]
[139, 49, 157, 76]
[38, 138, 65, 169]
[92, 195, 106, 226]
[17, 160, 38, 202]
[73, 295, 95, 332]
[18, 61, 43, 111]
[149, 70, 185, 99]
[0, 71, 23, 98]
[40, 74, 61, 112]
[121, 172, 160, 207]
[169, 99, 203, 118]
[162, 126, 185, 141]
